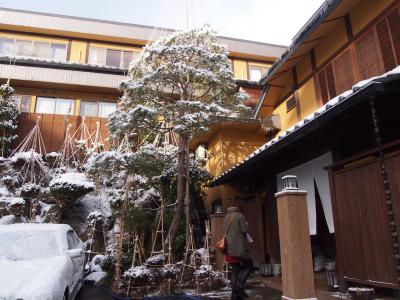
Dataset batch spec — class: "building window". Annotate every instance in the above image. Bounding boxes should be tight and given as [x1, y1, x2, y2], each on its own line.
[0, 38, 14, 55]
[35, 97, 74, 115]
[316, 63, 336, 104]
[80, 101, 98, 117]
[286, 96, 297, 112]
[99, 102, 116, 117]
[15, 40, 32, 57]
[106, 49, 121, 67]
[80, 101, 116, 118]
[88, 47, 107, 65]
[88, 47, 140, 68]
[33, 41, 50, 58]
[122, 51, 134, 69]
[50, 43, 67, 61]
[248, 64, 269, 81]
[0, 37, 66, 60]
[355, 29, 383, 80]
[12, 95, 31, 112]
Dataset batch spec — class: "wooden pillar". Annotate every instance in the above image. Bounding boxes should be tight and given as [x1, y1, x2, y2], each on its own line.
[276, 188, 317, 300]
[210, 214, 225, 270]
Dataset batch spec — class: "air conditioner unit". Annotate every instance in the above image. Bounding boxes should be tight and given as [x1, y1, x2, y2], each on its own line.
[262, 114, 281, 137]
[195, 145, 208, 161]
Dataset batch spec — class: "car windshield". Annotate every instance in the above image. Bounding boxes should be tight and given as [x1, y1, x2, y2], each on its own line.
[0, 229, 62, 260]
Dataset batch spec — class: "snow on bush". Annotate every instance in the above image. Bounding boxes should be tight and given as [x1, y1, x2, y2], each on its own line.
[6, 197, 25, 216]
[10, 151, 44, 166]
[160, 263, 180, 279]
[123, 265, 159, 285]
[0, 83, 19, 157]
[50, 172, 94, 207]
[85, 254, 107, 284]
[20, 183, 41, 199]
[146, 253, 166, 266]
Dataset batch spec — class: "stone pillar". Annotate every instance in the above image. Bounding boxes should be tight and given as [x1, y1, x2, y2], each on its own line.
[276, 186, 317, 300]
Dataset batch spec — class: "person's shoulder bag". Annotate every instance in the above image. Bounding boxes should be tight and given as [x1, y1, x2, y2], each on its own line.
[216, 215, 234, 255]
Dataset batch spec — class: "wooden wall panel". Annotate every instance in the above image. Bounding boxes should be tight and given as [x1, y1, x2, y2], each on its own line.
[13, 113, 110, 154]
[332, 159, 399, 287]
[385, 153, 400, 251]
[358, 162, 398, 285]
[332, 169, 367, 280]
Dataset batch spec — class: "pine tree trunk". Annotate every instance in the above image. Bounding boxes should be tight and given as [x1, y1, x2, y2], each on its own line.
[167, 133, 187, 251]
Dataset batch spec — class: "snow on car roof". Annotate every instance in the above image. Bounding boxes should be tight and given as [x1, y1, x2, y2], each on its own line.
[0, 223, 73, 232]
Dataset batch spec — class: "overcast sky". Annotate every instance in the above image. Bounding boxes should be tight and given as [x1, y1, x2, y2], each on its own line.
[0, 0, 325, 46]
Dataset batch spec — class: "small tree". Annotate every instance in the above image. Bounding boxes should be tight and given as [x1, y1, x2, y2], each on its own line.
[0, 83, 19, 157]
[109, 26, 249, 247]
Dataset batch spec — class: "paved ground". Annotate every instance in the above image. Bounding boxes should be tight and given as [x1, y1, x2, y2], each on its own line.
[75, 283, 129, 300]
[75, 282, 283, 300]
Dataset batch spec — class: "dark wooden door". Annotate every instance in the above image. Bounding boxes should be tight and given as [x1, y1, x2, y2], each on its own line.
[332, 159, 398, 286]
[242, 197, 265, 267]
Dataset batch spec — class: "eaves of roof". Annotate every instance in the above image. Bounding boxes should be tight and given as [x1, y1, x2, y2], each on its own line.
[259, 0, 341, 85]
[210, 67, 400, 187]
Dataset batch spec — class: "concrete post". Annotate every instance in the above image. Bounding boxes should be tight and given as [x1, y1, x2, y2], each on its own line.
[275, 186, 317, 300]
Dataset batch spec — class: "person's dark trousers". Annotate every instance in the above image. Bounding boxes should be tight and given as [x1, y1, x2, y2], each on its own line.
[229, 259, 253, 299]
[238, 258, 253, 287]
[229, 262, 242, 299]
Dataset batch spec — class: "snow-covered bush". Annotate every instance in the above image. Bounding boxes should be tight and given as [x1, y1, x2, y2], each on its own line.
[0, 83, 19, 157]
[6, 197, 25, 216]
[50, 172, 94, 207]
[85, 150, 127, 186]
[44, 151, 60, 166]
[123, 265, 160, 286]
[20, 183, 41, 199]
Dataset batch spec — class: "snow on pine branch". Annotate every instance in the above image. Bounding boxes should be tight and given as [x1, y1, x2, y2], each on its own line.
[109, 25, 251, 141]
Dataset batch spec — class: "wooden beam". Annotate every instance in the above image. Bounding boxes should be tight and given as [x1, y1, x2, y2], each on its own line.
[344, 14, 353, 40]
[292, 66, 298, 89]
[321, 15, 346, 24]
[287, 53, 309, 62]
[310, 48, 317, 73]
[269, 84, 286, 88]
[269, 68, 291, 81]
[303, 36, 326, 45]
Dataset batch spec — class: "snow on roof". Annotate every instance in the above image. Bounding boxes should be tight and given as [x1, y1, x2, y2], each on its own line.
[211, 66, 400, 186]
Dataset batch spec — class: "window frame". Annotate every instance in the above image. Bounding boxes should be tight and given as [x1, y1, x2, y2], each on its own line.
[12, 94, 31, 112]
[35, 96, 75, 115]
[0, 37, 67, 61]
[248, 63, 270, 81]
[80, 100, 117, 118]
[88, 46, 140, 68]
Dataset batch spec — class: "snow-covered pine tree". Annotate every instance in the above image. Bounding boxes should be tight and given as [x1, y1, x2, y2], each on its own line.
[109, 26, 250, 247]
[0, 83, 19, 157]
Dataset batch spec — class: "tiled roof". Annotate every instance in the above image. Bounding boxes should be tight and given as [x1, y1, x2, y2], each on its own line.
[210, 66, 400, 187]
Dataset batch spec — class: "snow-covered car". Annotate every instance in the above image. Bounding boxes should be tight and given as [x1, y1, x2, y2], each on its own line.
[0, 224, 85, 300]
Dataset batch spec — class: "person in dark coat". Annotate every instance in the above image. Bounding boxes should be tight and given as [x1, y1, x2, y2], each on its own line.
[223, 205, 253, 300]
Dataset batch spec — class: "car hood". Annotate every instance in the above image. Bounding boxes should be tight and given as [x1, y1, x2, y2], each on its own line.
[0, 256, 68, 300]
